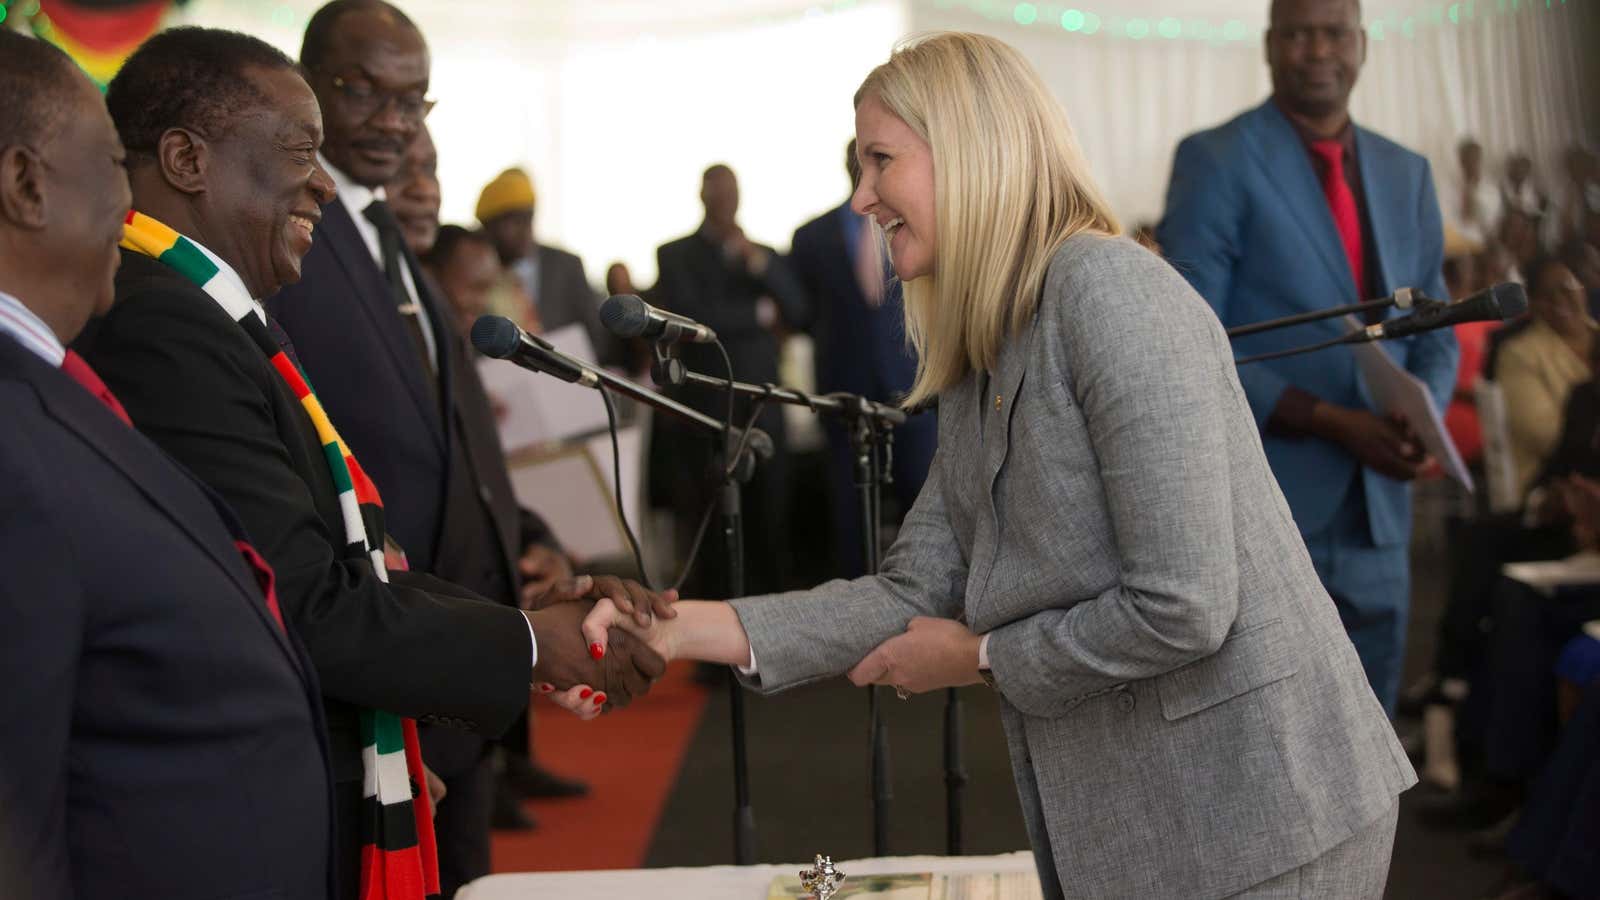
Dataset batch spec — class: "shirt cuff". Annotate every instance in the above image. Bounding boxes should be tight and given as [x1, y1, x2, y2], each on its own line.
[737, 646, 759, 676]
[524, 612, 539, 670]
[978, 633, 992, 670]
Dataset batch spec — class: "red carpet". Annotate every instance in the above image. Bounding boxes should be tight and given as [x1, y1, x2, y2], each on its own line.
[490, 661, 710, 872]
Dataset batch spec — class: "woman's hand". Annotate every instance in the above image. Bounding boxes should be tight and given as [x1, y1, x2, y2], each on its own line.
[847, 616, 984, 695]
[537, 681, 609, 721]
[580, 596, 675, 663]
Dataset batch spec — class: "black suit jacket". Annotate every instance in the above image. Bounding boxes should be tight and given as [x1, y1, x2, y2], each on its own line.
[653, 229, 809, 425]
[0, 334, 332, 900]
[75, 252, 533, 790]
[529, 242, 625, 367]
[266, 198, 553, 775]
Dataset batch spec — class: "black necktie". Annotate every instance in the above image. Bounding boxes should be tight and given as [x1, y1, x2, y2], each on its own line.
[363, 198, 435, 377]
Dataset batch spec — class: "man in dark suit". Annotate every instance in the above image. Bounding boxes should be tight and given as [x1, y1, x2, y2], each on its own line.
[75, 27, 665, 900]
[1158, 0, 1458, 714]
[652, 164, 810, 598]
[790, 141, 936, 577]
[265, 3, 623, 889]
[476, 166, 626, 367]
[0, 32, 332, 899]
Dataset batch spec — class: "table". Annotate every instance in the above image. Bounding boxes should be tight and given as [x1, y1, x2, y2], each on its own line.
[458, 851, 1039, 900]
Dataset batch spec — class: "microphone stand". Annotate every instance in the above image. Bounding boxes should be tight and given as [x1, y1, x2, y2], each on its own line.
[663, 361, 964, 857]
[1223, 288, 1435, 339]
[485, 337, 772, 863]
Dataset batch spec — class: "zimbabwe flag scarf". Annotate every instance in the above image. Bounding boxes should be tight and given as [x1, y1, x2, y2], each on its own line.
[120, 210, 440, 900]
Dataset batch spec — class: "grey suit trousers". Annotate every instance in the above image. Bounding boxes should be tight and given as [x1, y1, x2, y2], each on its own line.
[1227, 801, 1399, 899]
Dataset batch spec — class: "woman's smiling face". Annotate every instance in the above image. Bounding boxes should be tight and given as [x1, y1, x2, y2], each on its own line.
[851, 93, 936, 282]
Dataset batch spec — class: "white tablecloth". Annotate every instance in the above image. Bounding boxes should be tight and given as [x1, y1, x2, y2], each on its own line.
[458, 851, 1038, 900]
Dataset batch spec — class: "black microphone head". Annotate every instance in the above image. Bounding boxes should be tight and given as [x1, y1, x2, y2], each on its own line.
[600, 293, 651, 338]
[1488, 282, 1528, 320]
[470, 314, 521, 359]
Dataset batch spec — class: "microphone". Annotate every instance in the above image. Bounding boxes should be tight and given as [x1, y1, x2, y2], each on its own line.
[1362, 283, 1528, 341]
[471, 315, 599, 388]
[600, 294, 718, 344]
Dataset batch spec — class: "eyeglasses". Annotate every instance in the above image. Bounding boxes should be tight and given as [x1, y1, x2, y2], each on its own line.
[1271, 25, 1362, 49]
[326, 73, 436, 123]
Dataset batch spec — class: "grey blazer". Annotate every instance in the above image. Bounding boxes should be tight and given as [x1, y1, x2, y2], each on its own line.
[730, 235, 1415, 899]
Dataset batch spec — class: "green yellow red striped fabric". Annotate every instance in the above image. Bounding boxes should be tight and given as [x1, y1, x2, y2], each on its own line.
[120, 210, 440, 900]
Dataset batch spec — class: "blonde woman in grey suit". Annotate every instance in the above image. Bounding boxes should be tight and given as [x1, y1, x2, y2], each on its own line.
[576, 31, 1415, 900]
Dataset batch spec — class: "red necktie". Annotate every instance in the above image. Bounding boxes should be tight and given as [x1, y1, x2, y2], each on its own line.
[60, 349, 287, 633]
[60, 349, 133, 426]
[1310, 140, 1365, 299]
[234, 540, 287, 631]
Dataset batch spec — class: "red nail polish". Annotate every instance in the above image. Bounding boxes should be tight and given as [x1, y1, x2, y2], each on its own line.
[589, 642, 605, 659]
[538, 683, 554, 693]
[593, 693, 607, 706]
[579, 688, 593, 700]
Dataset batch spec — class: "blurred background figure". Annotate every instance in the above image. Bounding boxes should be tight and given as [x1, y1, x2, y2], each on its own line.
[1442, 138, 1503, 246]
[1498, 257, 1596, 501]
[650, 163, 809, 600]
[1546, 145, 1600, 251]
[387, 124, 441, 256]
[424, 225, 508, 338]
[476, 166, 622, 365]
[1500, 152, 1548, 226]
[788, 139, 935, 577]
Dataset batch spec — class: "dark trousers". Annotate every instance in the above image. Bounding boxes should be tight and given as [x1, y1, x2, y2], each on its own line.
[431, 757, 493, 899]
[1433, 515, 1573, 681]
[1465, 579, 1600, 779]
[659, 420, 791, 598]
[1508, 681, 1600, 898]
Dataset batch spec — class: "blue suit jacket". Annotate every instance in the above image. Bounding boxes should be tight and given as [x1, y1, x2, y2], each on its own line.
[0, 334, 333, 899]
[1158, 100, 1458, 547]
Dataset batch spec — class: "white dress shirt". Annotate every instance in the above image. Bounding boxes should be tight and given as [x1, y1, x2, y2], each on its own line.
[0, 290, 65, 366]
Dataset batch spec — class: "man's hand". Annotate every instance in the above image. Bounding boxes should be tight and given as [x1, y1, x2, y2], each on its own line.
[518, 544, 574, 609]
[526, 601, 666, 713]
[422, 764, 447, 816]
[845, 617, 984, 695]
[1314, 404, 1429, 481]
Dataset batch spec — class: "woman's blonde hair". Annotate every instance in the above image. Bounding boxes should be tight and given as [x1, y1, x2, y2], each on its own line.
[856, 32, 1120, 407]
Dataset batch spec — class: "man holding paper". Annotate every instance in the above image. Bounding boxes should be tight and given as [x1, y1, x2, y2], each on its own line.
[1159, 0, 1458, 713]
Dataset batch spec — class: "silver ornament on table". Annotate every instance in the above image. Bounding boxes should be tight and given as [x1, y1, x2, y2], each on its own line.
[799, 853, 845, 899]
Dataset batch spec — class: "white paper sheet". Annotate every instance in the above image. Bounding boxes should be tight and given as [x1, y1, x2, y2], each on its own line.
[475, 323, 609, 452]
[1348, 328, 1474, 491]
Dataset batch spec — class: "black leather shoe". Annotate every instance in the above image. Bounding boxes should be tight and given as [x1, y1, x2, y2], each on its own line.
[503, 753, 590, 799]
[491, 782, 539, 831]
[1415, 780, 1523, 832]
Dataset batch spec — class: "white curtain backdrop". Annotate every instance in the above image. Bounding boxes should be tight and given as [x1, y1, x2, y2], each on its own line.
[181, 0, 1596, 284]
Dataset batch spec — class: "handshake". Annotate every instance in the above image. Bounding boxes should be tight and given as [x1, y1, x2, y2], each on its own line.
[520, 575, 680, 715]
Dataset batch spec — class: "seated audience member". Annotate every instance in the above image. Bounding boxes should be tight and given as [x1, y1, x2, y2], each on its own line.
[1501, 152, 1548, 225]
[75, 27, 666, 900]
[1502, 208, 1543, 275]
[1562, 239, 1600, 317]
[423, 225, 505, 336]
[1498, 257, 1596, 500]
[0, 32, 332, 899]
[1545, 145, 1599, 252]
[1443, 138, 1503, 246]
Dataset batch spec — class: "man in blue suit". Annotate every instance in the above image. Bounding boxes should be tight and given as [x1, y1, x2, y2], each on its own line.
[1159, 0, 1458, 714]
[790, 141, 936, 577]
[0, 33, 331, 899]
